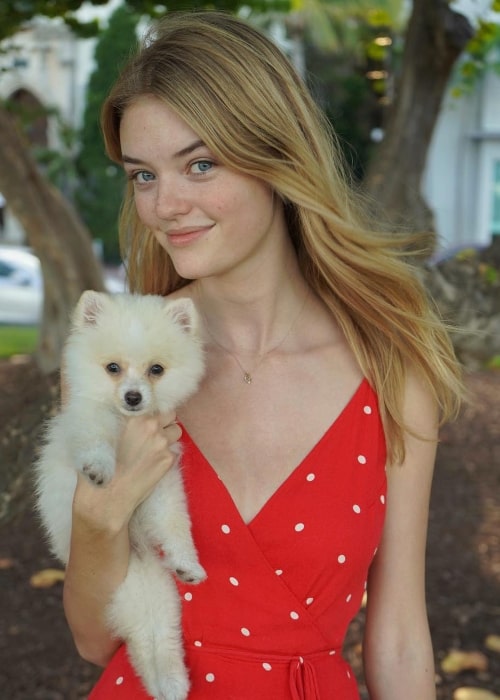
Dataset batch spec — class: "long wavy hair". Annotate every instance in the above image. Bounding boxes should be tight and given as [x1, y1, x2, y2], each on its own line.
[101, 10, 463, 464]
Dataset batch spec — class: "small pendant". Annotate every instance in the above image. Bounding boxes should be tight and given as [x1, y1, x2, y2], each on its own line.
[243, 372, 253, 384]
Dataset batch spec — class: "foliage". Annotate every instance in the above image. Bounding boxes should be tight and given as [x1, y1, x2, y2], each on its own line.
[75, 5, 139, 263]
[33, 115, 80, 201]
[300, 2, 405, 176]
[450, 1, 500, 97]
[305, 41, 377, 178]
[0, 0, 108, 42]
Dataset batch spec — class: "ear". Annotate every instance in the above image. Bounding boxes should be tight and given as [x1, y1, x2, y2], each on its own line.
[164, 297, 199, 334]
[73, 290, 109, 328]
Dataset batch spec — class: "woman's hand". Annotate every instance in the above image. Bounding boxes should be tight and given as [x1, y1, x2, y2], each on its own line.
[73, 411, 182, 534]
[115, 410, 182, 505]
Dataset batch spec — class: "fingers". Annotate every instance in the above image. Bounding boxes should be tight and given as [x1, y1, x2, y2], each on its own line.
[163, 421, 182, 444]
[116, 413, 180, 475]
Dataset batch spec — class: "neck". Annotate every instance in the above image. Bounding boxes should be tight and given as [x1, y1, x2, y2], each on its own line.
[194, 270, 309, 357]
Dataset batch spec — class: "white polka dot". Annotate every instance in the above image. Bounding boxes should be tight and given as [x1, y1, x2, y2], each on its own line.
[347, 670, 351, 679]
[329, 650, 336, 655]
[346, 593, 352, 602]
[290, 611, 299, 620]
[306, 597, 314, 605]
[338, 554, 346, 564]
[353, 504, 361, 514]
[357, 455, 367, 464]
[115, 676, 124, 685]
[294, 522, 305, 532]
[262, 662, 272, 671]
[275, 569, 283, 576]
[306, 473, 316, 482]
[221, 524, 231, 534]
[229, 576, 239, 586]
[380, 494, 385, 504]
[184, 592, 193, 601]
[363, 405, 372, 414]
[241, 627, 250, 636]
[205, 673, 215, 683]
[299, 656, 304, 663]
[194, 640, 202, 647]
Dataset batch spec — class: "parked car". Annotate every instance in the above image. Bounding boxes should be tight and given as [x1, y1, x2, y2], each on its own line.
[0, 245, 125, 325]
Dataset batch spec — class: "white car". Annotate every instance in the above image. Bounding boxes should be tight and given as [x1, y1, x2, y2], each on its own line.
[0, 245, 125, 325]
[0, 246, 43, 325]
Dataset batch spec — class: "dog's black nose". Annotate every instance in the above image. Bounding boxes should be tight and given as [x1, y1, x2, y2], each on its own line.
[125, 391, 142, 407]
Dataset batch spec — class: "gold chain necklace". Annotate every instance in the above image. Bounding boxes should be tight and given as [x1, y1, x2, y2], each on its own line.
[200, 290, 310, 385]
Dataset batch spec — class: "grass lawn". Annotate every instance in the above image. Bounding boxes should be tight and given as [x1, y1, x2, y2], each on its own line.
[0, 325, 38, 359]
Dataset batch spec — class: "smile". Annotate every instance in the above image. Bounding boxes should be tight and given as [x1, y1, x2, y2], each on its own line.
[166, 225, 213, 246]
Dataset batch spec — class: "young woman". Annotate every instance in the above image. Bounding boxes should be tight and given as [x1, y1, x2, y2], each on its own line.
[63, 11, 463, 699]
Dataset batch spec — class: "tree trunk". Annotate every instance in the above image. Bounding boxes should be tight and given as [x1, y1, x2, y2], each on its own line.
[0, 105, 105, 373]
[363, 0, 473, 237]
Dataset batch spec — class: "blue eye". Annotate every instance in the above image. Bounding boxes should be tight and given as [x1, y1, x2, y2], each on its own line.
[191, 160, 214, 174]
[131, 170, 155, 184]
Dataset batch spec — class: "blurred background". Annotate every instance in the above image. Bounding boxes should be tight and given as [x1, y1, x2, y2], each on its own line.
[0, 1, 499, 699]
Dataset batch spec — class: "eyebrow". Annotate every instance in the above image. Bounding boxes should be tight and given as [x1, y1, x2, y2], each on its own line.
[122, 139, 206, 165]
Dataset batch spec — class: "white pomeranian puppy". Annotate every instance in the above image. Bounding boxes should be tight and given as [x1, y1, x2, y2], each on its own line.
[34, 290, 206, 700]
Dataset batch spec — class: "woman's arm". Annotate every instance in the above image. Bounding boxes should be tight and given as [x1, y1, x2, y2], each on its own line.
[363, 370, 438, 700]
[63, 413, 182, 667]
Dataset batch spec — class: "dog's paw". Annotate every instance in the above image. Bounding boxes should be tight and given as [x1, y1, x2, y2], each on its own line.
[77, 447, 115, 486]
[82, 463, 109, 486]
[174, 561, 207, 584]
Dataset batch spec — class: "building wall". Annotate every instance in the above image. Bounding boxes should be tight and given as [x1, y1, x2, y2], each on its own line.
[424, 68, 500, 252]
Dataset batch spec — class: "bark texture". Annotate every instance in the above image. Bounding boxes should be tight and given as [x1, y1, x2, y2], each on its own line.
[0, 106, 105, 373]
[363, 0, 474, 236]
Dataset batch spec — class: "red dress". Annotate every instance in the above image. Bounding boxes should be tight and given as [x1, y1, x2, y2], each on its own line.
[89, 379, 387, 699]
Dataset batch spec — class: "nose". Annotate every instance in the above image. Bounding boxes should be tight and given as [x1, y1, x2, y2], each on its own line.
[125, 390, 142, 407]
[155, 178, 191, 220]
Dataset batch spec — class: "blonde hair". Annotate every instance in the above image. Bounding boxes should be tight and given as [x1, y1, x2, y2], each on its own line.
[101, 10, 463, 464]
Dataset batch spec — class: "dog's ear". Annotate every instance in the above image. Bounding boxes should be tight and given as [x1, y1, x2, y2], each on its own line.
[73, 290, 109, 327]
[164, 297, 199, 334]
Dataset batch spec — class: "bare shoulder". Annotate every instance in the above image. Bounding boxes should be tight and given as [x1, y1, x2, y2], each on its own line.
[402, 367, 439, 446]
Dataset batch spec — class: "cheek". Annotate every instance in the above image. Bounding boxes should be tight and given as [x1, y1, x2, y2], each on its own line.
[134, 191, 156, 226]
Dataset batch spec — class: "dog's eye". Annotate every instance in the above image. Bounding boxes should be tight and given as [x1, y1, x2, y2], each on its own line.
[106, 362, 121, 374]
[149, 364, 164, 376]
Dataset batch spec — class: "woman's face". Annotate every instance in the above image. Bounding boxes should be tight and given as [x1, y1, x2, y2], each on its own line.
[119, 95, 289, 283]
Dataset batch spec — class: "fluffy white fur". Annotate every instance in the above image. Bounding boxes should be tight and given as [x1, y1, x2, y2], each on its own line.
[34, 291, 206, 700]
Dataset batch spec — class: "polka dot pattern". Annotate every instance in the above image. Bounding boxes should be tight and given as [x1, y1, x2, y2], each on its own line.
[88, 379, 387, 700]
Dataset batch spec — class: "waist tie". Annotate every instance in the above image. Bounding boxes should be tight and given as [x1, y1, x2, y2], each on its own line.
[186, 642, 344, 698]
[289, 656, 321, 700]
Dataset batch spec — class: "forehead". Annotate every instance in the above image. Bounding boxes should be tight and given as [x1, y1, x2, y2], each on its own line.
[119, 96, 202, 159]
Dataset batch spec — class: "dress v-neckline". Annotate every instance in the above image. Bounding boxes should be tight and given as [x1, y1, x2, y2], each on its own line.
[180, 378, 368, 527]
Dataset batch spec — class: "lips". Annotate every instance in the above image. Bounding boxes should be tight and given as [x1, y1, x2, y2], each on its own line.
[166, 225, 214, 246]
